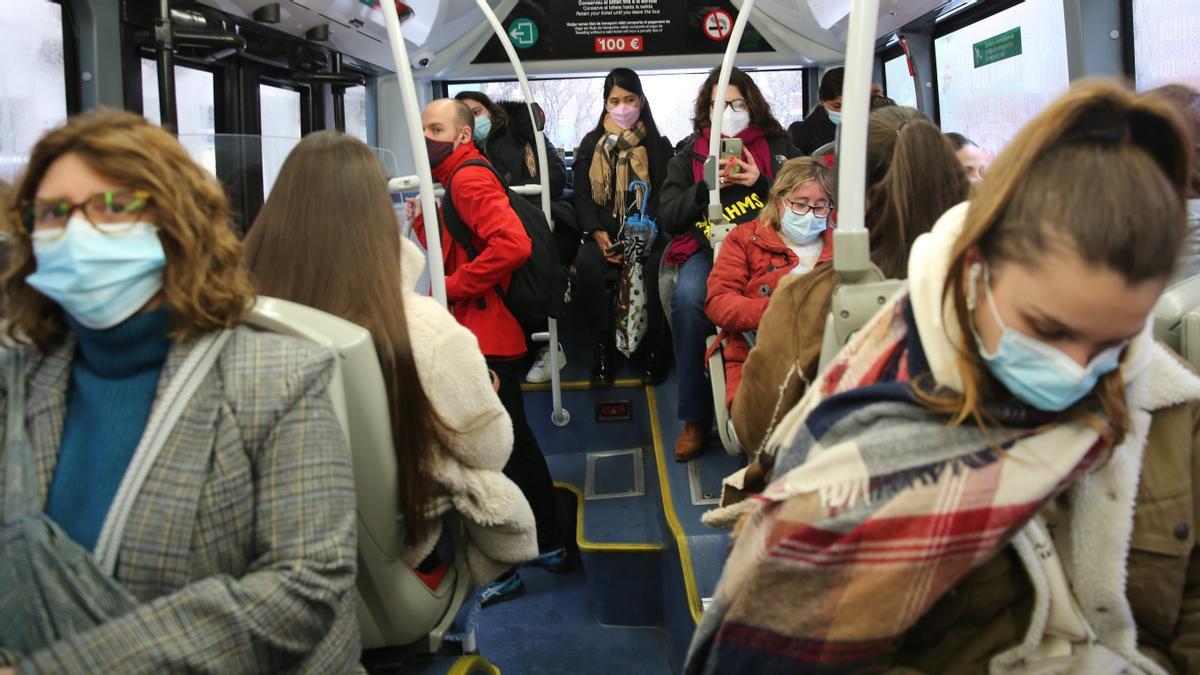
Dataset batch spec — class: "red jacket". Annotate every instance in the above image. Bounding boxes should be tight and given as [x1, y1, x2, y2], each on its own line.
[705, 219, 834, 405]
[413, 141, 532, 358]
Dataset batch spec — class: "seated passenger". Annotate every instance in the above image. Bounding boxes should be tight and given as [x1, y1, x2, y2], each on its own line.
[947, 131, 988, 183]
[688, 81, 1199, 674]
[572, 67, 674, 387]
[456, 91, 575, 385]
[408, 99, 568, 607]
[659, 66, 798, 462]
[731, 105, 967, 468]
[1150, 84, 1200, 282]
[789, 67, 843, 155]
[243, 131, 536, 585]
[704, 157, 833, 408]
[0, 110, 359, 671]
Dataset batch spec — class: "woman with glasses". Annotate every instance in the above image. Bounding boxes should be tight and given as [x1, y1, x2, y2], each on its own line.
[690, 80, 1200, 675]
[0, 110, 360, 672]
[704, 157, 833, 408]
[659, 66, 799, 462]
[729, 104, 968, 466]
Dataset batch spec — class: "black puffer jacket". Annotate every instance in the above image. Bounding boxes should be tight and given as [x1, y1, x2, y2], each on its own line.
[479, 100, 567, 199]
[788, 105, 836, 156]
[658, 132, 798, 249]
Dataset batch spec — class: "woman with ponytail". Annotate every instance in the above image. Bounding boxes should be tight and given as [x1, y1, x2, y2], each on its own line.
[689, 80, 1200, 675]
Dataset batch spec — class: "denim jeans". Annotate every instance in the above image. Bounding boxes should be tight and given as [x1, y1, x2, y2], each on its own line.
[670, 251, 715, 422]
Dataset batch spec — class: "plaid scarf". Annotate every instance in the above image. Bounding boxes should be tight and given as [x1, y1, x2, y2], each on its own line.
[685, 293, 1111, 674]
[588, 118, 650, 223]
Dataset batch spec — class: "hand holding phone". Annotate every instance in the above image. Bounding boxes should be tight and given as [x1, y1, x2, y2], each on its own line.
[720, 138, 744, 176]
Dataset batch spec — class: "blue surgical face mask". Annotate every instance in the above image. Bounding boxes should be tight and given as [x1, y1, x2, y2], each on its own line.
[473, 113, 492, 142]
[970, 264, 1124, 412]
[826, 107, 842, 126]
[779, 208, 827, 245]
[26, 217, 167, 330]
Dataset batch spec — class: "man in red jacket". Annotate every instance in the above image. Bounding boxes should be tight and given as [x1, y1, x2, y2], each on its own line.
[411, 99, 568, 606]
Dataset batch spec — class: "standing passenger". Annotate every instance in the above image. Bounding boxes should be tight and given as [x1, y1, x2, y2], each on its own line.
[659, 66, 798, 462]
[244, 131, 537, 586]
[409, 99, 568, 607]
[947, 132, 988, 184]
[0, 110, 359, 671]
[789, 67, 843, 155]
[572, 68, 675, 387]
[689, 81, 1200, 674]
[1150, 84, 1200, 282]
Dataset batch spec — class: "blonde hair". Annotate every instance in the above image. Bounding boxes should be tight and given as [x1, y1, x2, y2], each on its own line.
[3, 109, 253, 350]
[759, 156, 833, 227]
[921, 80, 1192, 444]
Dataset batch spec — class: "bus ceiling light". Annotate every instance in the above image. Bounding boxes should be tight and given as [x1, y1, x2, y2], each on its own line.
[934, 0, 978, 24]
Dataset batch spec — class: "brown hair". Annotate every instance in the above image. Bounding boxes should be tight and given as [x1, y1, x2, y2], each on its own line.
[866, 106, 970, 279]
[455, 90, 510, 128]
[760, 157, 834, 227]
[928, 80, 1192, 443]
[1148, 83, 1200, 197]
[2, 109, 253, 350]
[692, 67, 789, 140]
[244, 131, 446, 545]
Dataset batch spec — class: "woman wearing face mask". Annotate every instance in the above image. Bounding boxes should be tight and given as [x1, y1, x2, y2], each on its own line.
[454, 90, 567, 201]
[572, 67, 675, 387]
[947, 132, 988, 184]
[704, 157, 833, 408]
[659, 66, 798, 462]
[688, 81, 1200, 675]
[0, 110, 359, 671]
[1150, 84, 1200, 283]
[788, 67, 843, 155]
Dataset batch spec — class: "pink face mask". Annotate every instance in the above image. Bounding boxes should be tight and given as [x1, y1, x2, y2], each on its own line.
[608, 103, 640, 130]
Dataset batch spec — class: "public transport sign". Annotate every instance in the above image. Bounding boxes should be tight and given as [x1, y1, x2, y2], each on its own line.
[595, 35, 644, 53]
[973, 27, 1022, 68]
[703, 9, 734, 41]
[508, 18, 540, 49]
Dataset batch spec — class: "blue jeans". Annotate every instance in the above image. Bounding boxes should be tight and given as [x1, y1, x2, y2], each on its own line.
[670, 251, 715, 422]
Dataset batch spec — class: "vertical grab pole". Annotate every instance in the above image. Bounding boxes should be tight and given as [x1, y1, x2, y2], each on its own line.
[706, 0, 757, 226]
[474, 0, 570, 427]
[155, 0, 178, 131]
[378, 0, 448, 307]
[832, 0, 879, 282]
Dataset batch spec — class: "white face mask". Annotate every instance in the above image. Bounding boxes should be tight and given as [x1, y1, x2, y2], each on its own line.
[721, 106, 751, 137]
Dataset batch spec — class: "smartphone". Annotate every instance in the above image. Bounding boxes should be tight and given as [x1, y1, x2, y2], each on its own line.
[720, 137, 743, 175]
[605, 241, 626, 256]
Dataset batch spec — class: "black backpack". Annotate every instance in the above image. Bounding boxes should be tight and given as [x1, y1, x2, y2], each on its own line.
[441, 159, 568, 332]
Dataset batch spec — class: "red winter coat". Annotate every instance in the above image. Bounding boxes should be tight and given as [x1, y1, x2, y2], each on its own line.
[705, 219, 834, 406]
[414, 141, 532, 359]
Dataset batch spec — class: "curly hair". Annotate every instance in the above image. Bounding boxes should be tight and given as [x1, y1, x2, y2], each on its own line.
[3, 109, 253, 350]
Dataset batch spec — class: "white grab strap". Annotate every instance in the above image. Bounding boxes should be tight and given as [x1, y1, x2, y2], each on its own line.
[93, 330, 233, 576]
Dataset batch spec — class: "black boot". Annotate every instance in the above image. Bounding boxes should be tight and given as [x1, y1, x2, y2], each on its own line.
[641, 349, 669, 385]
[591, 342, 613, 388]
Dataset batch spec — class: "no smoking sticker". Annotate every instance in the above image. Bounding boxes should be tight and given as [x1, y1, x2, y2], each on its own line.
[703, 9, 733, 41]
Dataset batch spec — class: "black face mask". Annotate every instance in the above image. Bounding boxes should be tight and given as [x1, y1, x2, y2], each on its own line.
[426, 136, 456, 168]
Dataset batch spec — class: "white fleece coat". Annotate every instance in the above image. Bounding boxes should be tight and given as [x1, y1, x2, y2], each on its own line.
[398, 237, 537, 583]
[908, 203, 1200, 674]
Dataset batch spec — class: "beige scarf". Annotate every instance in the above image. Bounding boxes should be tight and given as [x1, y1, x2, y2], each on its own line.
[589, 117, 650, 223]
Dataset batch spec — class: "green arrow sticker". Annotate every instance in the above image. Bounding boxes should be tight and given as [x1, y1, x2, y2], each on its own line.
[508, 18, 539, 49]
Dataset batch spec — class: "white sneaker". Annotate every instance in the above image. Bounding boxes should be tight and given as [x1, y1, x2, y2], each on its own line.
[526, 343, 567, 383]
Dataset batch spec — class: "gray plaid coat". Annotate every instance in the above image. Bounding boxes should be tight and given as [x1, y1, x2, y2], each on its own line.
[0, 326, 361, 673]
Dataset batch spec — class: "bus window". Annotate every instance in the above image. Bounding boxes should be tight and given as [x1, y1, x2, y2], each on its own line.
[345, 85, 370, 144]
[933, 0, 1069, 156]
[260, 83, 302, 195]
[141, 59, 217, 176]
[448, 69, 805, 154]
[0, 0, 67, 182]
[883, 53, 919, 109]
[1133, 0, 1200, 90]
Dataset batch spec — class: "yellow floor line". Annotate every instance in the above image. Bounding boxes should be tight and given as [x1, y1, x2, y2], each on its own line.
[644, 385, 704, 625]
[554, 481, 663, 554]
[522, 377, 643, 392]
[447, 654, 501, 675]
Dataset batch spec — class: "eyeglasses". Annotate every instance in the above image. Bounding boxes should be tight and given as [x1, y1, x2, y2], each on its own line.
[783, 198, 833, 218]
[13, 190, 151, 241]
[710, 99, 749, 113]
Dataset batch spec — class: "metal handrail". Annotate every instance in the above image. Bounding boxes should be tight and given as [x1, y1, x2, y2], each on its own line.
[706, 1, 758, 228]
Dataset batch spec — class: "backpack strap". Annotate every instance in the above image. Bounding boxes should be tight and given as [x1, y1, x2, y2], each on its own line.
[441, 159, 516, 312]
[93, 329, 234, 576]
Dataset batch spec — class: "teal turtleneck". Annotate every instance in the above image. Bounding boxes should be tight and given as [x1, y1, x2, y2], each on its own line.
[45, 306, 172, 552]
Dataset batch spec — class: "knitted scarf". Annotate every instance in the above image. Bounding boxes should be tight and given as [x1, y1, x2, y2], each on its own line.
[588, 117, 650, 223]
